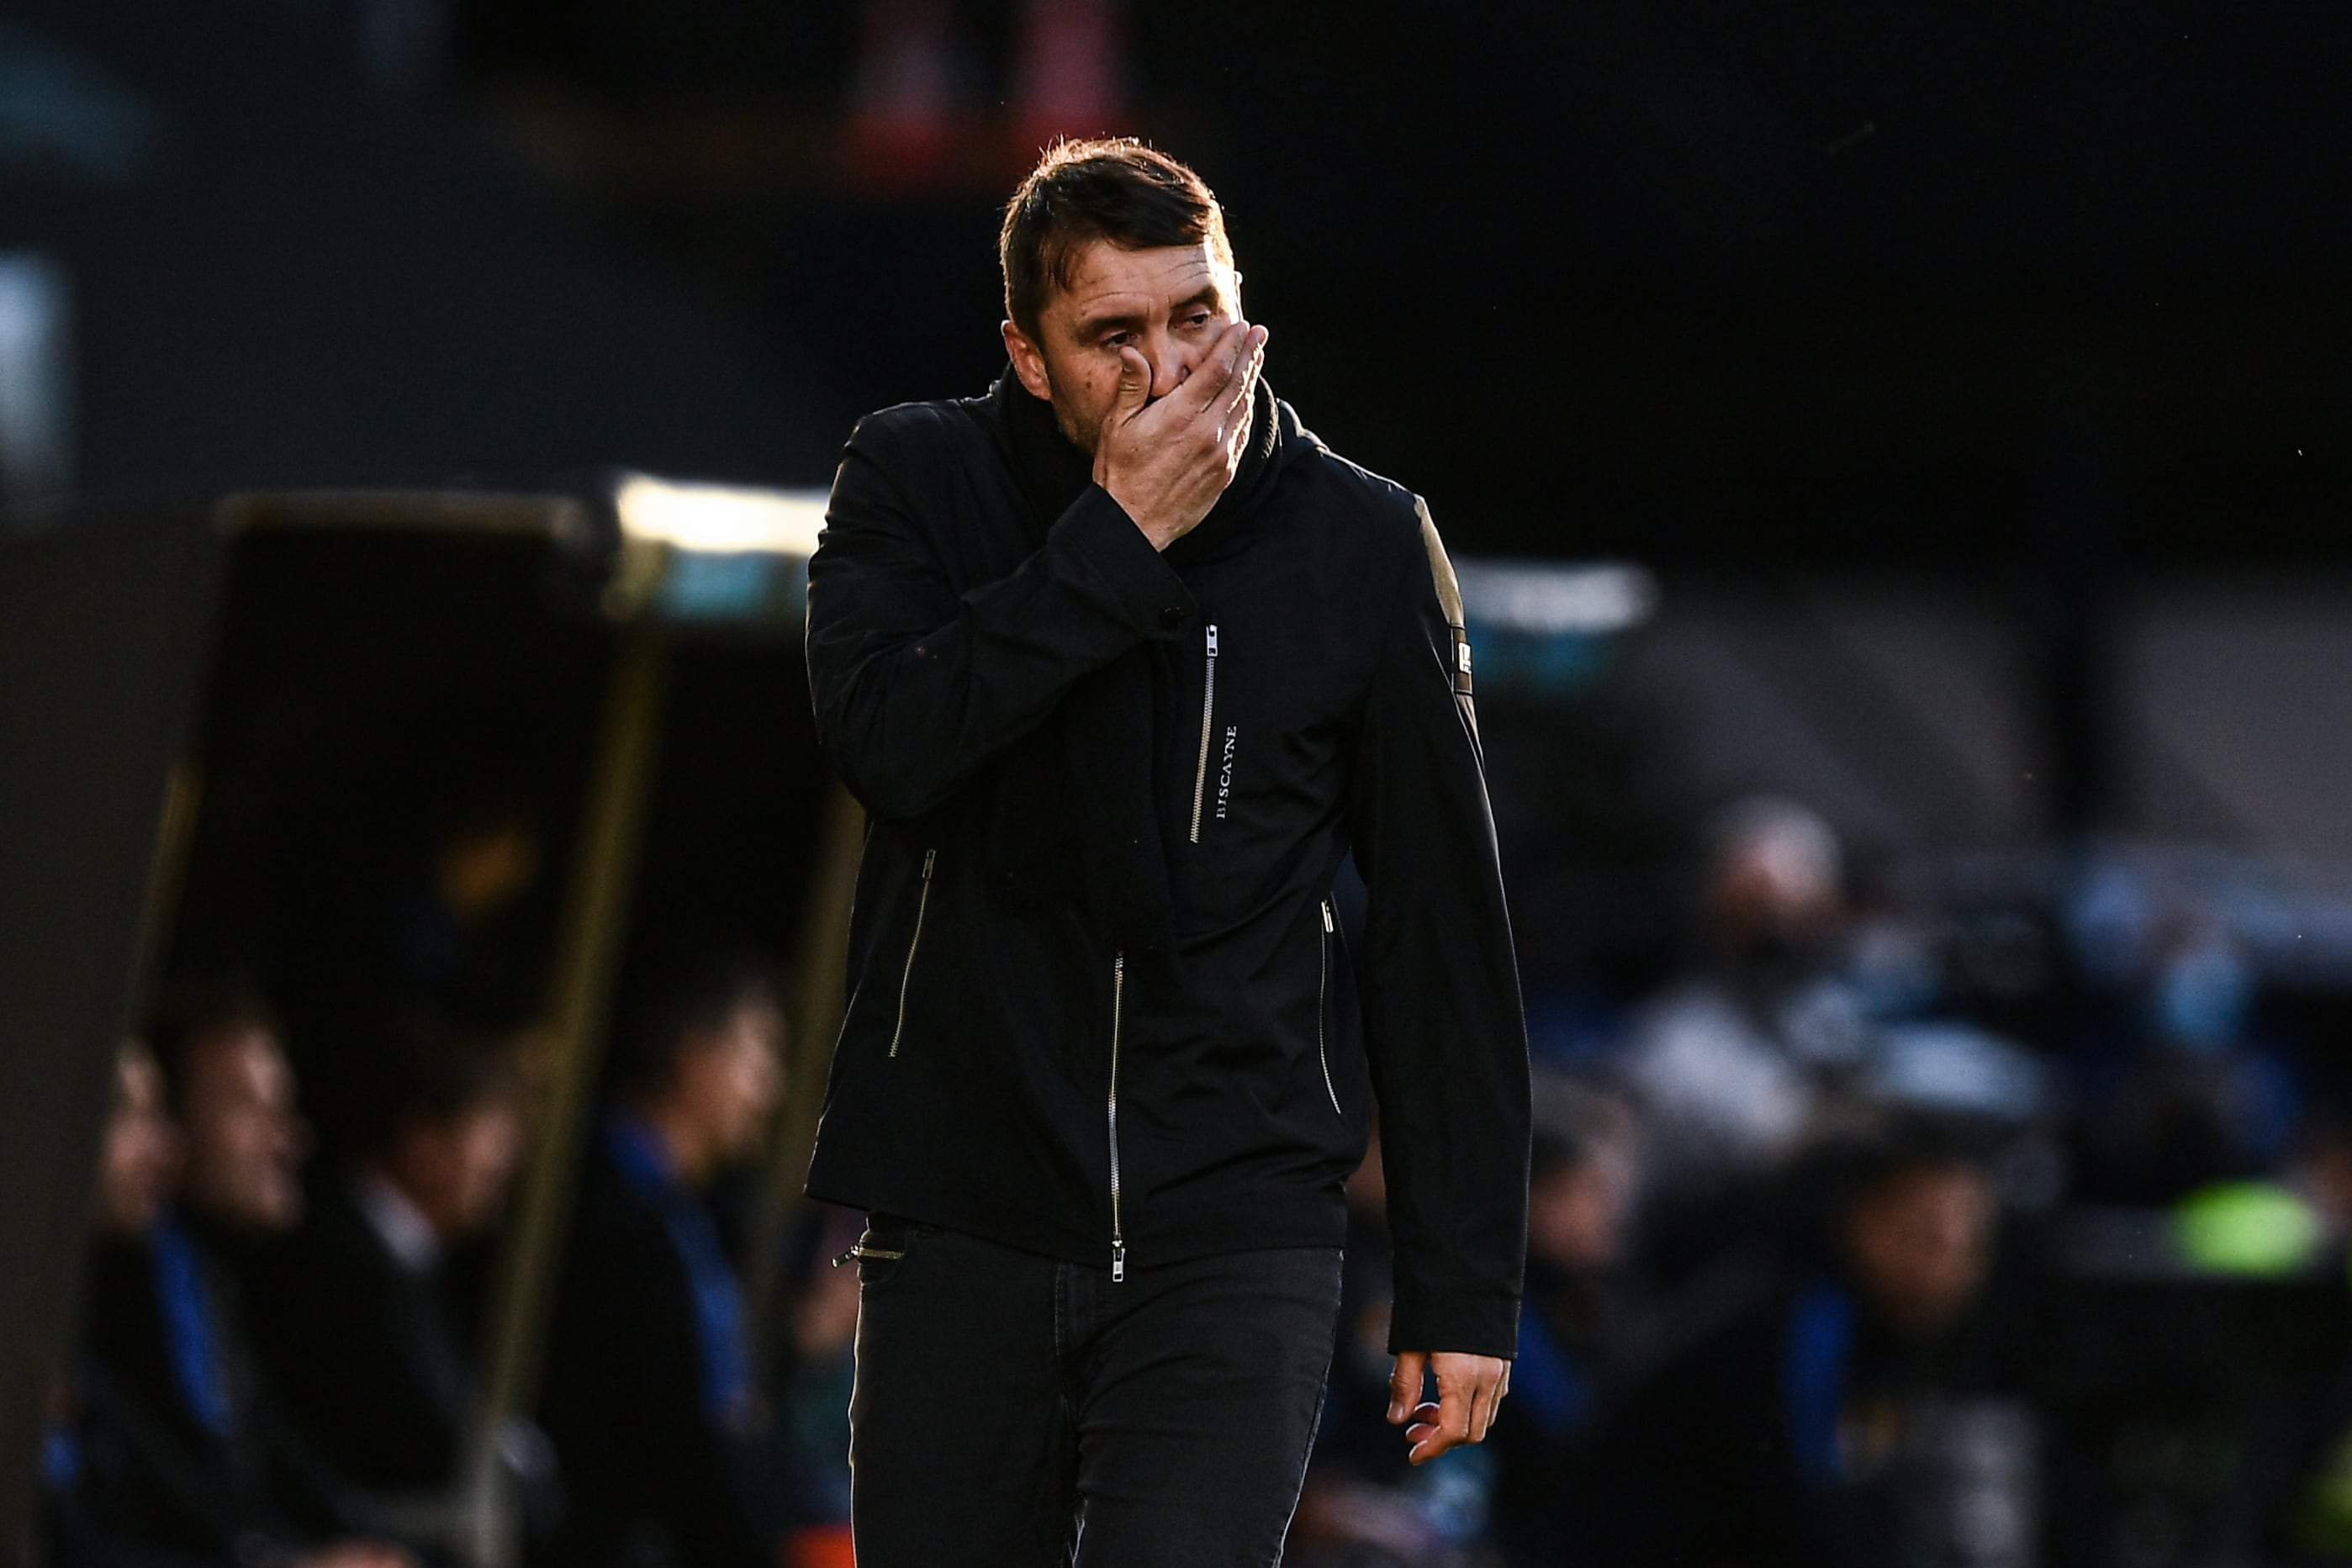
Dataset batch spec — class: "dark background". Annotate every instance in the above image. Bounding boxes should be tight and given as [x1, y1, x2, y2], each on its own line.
[8, 0, 2349, 567]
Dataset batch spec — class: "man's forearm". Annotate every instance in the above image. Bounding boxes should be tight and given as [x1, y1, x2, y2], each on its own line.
[807, 447, 1195, 821]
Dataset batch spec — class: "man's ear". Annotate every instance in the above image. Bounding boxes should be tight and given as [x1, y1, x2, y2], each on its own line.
[1002, 319, 1054, 402]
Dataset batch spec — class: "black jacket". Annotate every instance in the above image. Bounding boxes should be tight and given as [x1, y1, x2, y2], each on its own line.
[802, 372, 1530, 1356]
[534, 1131, 787, 1568]
[242, 1178, 473, 1492]
[50, 1227, 388, 1568]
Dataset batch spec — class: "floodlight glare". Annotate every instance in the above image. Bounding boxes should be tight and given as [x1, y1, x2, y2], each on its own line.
[613, 476, 828, 558]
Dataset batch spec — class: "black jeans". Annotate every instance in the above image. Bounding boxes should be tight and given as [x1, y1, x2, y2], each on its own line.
[847, 1217, 1345, 1567]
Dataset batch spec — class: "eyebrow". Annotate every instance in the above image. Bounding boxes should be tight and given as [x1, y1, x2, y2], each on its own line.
[1075, 284, 1225, 340]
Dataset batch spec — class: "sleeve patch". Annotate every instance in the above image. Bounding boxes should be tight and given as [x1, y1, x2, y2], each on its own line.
[1420, 504, 1475, 700]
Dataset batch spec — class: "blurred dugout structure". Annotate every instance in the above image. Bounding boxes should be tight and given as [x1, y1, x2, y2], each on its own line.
[0, 481, 857, 1567]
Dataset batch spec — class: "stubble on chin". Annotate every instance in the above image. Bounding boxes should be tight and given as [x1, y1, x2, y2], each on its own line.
[1049, 396, 1099, 455]
[1036, 366, 1102, 455]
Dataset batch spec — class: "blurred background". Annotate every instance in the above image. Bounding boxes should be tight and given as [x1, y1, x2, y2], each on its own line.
[7, 2, 2352, 1565]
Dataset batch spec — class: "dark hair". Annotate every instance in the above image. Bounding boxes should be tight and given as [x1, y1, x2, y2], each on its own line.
[606, 945, 783, 1101]
[350, 1004, 517, 1156]
[1000, 138, 1233, 341]
[144, 979, 283, 1114]
[1791, 1112, 1994, 1254]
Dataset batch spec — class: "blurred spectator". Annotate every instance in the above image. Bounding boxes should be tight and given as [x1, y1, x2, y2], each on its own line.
[166, 990, 311, 1242]
[1613, 798, 1867, 1199]
[98, 1039, 184, 1236]
[2289, 1108, 2352, 1249]
[2076, 914, 2301, 1206]
[1592, 1121, 2032, 1568]
[534, 948, 790, 1568]
[47, 997, 418, 1568]
[242, 1008, 530, 1505]
[44, 1040, 180, 1565]
[1485, 1079, 1641, 1565]
[1289, 1131, 1497, 1567]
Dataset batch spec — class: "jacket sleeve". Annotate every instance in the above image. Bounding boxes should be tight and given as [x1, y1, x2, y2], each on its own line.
[1346, 498, 1531, 1359]
[805, 411, 1197, 820]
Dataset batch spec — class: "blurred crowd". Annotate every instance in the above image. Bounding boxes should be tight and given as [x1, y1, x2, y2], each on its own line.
[37, 932, 859, 1568]
[40, 790, 2352, 1567]
[1290, 798, 2352, 1568]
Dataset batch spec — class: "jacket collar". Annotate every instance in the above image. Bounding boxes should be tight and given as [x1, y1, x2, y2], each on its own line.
[992, 367, 1287, 562]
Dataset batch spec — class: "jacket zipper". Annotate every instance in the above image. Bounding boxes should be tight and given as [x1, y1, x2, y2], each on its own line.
[1316, 900, 1343, 1117]
[1188, 624, 1219, 842]
[1108, 949, 1127, 1280]
[886, 848, 937, 1058]
[831, 1243, 905, 1267]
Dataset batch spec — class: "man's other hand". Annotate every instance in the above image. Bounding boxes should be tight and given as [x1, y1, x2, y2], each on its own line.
[1094, 319, 1268, 551]
[1386, 1349, 1511, 1465]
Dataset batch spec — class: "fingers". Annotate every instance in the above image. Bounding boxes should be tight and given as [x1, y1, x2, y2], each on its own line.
[1180, 319, 1255, 412]
[1470, 1362, 1506, 1443]
[1402, 1356, 1511, 1465]
[1387, 1350, 1425, 1425]
[1214, 325, 1269, 430]
[1404, 1399, 1443, 1449]
[1410, 1374, 1472, 1465]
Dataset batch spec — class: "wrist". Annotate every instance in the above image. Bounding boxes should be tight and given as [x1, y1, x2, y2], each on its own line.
[1102, 481, 1179, 552]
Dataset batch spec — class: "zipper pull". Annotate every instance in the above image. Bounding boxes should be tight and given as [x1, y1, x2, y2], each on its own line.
[1112, 1243, 1127, 1283]
[1206, 623, 1218, 657]
[835, 1243, 906, 1267]
[1322, 900, 1335, 932]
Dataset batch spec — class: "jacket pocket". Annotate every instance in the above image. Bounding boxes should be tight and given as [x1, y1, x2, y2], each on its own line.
[887, 848, 938, 1058]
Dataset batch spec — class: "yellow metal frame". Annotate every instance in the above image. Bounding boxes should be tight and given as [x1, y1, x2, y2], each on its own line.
[461, 629, 670, 1567]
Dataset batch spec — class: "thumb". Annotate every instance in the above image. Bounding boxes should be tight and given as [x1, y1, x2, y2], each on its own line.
[1388, 1351, 1425, 1425]
[1111, 346, 1150, 424]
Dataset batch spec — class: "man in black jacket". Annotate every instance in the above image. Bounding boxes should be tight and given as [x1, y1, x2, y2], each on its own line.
[245, 1010, 525, 1503]
[804, 138, 1531, 1565]
[534, 950, 791, 1568]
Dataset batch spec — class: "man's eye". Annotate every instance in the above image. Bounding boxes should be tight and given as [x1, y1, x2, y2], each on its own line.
[1103, 330, 1134, 348]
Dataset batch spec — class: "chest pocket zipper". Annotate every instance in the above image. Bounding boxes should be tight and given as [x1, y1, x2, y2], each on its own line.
[1316, 900, 1343, 1117]
[887, 848, 937, 1058]
[1189, 624, 1219, 843]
